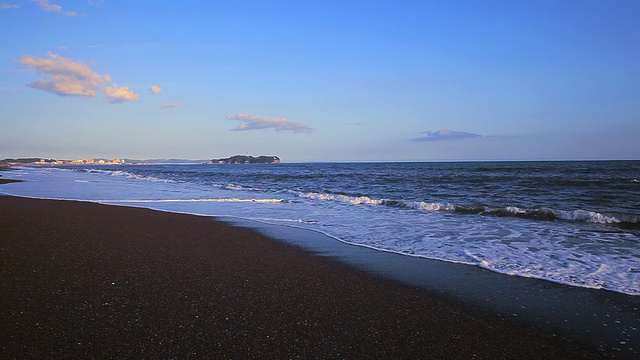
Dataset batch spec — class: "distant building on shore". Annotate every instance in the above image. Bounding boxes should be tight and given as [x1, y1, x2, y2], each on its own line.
[13, 158, 130, 166]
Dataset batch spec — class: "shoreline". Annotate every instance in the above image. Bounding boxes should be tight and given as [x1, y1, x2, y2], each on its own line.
[0, 166, 22, 184]
[0, 194, 609, 358]
[229, 217, 640, 355]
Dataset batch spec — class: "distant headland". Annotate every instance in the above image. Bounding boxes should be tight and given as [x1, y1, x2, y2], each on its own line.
[209, 155, 281, 164]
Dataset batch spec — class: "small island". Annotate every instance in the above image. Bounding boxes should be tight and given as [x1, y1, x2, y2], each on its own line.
[209, 155, 281, 164]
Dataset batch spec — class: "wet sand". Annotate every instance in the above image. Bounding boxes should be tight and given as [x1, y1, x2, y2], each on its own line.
[0, 194, 604, 358]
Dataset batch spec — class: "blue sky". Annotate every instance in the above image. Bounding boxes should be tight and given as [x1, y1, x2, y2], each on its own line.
[1, 0, 638, 162]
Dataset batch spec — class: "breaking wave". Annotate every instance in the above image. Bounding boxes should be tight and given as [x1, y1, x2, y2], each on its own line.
[222, 183, 266, 192]
[300, 192, 383, 205]
[299, 192, 640, 228]
[76, 168, 177, 183]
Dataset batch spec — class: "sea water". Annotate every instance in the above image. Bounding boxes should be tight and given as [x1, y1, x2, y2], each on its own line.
[3, 161, 639, 296]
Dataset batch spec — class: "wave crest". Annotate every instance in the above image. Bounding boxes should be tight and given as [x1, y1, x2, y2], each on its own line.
[81, 169, 177, 183]
[300, 192, 383, 205]
[299, 192, 640, 228]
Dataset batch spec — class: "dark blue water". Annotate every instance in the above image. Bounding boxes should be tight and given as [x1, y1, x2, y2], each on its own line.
[88, 161, 640, 219]
[5, 161, 640, 295]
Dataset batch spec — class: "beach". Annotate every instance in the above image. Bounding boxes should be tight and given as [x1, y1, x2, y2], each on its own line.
[0, 191, 606, 358]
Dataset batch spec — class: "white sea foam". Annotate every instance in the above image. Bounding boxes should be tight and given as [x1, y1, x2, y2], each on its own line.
[297, 191, 632, 226]
[223, 183, 265, 192]
[505, 206, 526, 214]
[552, 209, 621, 224]
[405, 201, 457, 211]
[239, 217, 320, 224]
[87, 169, 176, 183]
[300, 192, 383, 205]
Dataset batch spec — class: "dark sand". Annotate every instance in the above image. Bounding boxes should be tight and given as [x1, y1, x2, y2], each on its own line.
[0, 195, 606, 359]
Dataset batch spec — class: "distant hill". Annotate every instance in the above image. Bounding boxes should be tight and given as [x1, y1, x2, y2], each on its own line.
[209, 155, 281, 164]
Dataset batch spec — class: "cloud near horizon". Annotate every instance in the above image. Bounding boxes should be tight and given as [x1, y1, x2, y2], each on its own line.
[150, 85, 162, 94]
[17, 52, 111, 97]
[226, 113, 313, 133]
[160, 102, 179, 108]
[104, 86, 140, 103]
[412, 129, 482, 142]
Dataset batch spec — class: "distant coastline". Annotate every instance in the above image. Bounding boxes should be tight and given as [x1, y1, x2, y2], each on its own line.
[1, 157, 129, 166]
[4, 157, 636, 167]
[1, 155, 282, 166]
[0, 158, 207, 166]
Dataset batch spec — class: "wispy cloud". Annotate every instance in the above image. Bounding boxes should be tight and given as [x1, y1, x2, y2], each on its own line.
[150, 85, 162, 94]
[0, 4, 19, 9]
[32, 0, 82, 16]
[104, 86, 140, 103]
[16, 52, 111, 97]
[160, 102, 179, 108]
[226, 113, 313, 133]
[412, 129, 482, 142]
[33, 0, 61, 12]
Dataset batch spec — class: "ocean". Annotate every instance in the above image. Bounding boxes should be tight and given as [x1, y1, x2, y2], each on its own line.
[3, 160, 639, 296]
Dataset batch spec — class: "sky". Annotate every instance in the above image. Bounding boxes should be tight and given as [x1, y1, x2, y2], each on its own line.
[1, 0, 639, 162]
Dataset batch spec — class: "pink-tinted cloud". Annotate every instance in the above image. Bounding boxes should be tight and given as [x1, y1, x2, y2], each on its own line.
[33, 0, 82, 16]
[150, 85, 162, 94]
[17, 52, 111, 97]
[33, 0, 61, 12]
[0, 4, 19, 9]
[104, 86, 140, 103]
[226, 113, 313, 133]
[160, 102, 179, 108]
